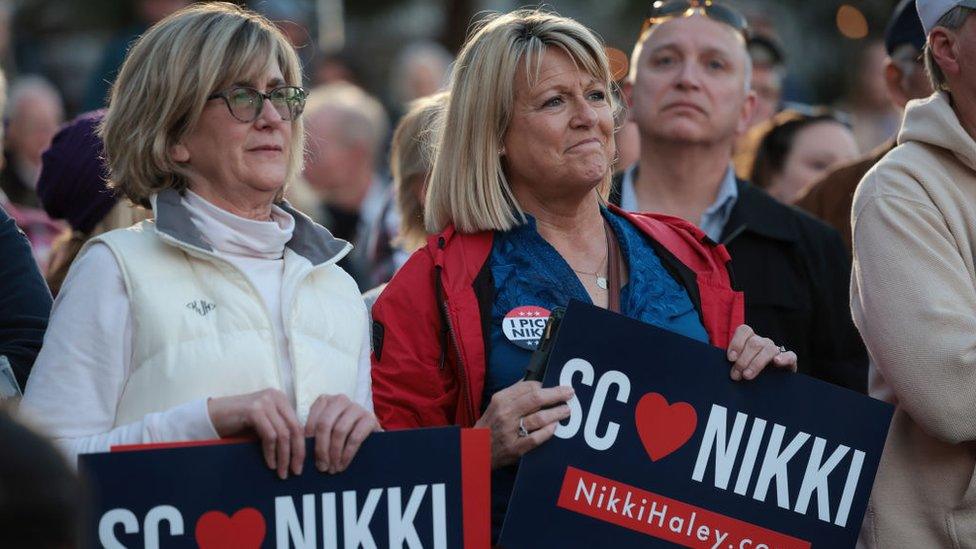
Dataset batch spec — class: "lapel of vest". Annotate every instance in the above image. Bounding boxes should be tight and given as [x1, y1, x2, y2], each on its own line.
[151, 189, 352, 267]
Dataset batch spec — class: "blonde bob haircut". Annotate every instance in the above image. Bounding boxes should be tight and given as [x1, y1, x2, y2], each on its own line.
[424, 9, 615, 234]
[101, 2, 304, 208]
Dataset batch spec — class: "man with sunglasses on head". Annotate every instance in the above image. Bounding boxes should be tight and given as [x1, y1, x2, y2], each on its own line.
[797, 0, 932, 254]
[613, 0, 867, 393]
[850, 0, 976, 545]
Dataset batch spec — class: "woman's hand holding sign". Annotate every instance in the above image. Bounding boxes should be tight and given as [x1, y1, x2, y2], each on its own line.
[208, 389, 306, 480]
[475, 380, 574, 469]
[305, 393, 382, 475]
[208, 390, 380, 479]
[726, 325, 798, 381]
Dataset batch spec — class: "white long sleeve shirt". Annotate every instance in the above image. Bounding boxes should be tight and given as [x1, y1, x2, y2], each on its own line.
[20, 191, 372, 464]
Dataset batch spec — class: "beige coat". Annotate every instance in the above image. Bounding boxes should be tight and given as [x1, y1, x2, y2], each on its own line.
[852, 91, 976, 548]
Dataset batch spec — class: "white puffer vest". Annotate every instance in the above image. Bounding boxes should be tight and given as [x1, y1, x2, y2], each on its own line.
[89, 190, 368, 426]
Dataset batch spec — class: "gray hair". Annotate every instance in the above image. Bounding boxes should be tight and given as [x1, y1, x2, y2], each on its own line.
[304, 83, 390, 160]
[389, 41, 453, 107]
[6, 75, 62, 120]
[924, 6, 974, 92]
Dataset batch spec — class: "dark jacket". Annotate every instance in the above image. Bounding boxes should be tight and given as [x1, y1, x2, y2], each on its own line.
[371, 206, 744, 429]
[796, 139, 896, 255]
[611, 176, 868, 393]
[0, 205, 52, 390]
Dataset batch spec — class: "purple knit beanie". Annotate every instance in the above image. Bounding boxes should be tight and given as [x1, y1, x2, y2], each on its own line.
[36, 109, 116, 234]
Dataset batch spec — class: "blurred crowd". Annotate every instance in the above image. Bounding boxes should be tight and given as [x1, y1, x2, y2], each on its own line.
[0, 0, 972, 547]
[0, 0, 914, 285]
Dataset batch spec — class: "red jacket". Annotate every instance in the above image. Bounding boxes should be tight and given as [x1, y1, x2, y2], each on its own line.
[371, 206, 744, 429]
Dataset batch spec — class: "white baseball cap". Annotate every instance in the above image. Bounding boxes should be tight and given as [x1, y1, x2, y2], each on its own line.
[916, 0, 976, 35]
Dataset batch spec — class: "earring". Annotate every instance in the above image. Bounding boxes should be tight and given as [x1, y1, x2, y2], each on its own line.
[498, 146, 506, 156]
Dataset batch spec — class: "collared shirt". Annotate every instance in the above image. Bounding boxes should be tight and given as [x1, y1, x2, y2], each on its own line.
[619, 163, 739, 242]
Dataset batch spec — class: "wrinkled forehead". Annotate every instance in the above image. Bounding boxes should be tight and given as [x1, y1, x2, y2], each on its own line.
[640, 14, 747, 61]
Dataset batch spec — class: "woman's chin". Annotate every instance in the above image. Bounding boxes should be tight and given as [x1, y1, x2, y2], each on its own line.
[554, 175, 607, 199]
[566, 162, 610, 189]
[243, 172, 288, 194]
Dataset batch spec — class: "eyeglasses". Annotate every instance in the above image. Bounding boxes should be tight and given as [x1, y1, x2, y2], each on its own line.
[207, 86, 307, 123]
[640, 0, 750, 39]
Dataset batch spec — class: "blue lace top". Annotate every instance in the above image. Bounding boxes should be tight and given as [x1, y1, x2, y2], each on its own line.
[483, 206, 708, 540]
[484, 207, 708, 402]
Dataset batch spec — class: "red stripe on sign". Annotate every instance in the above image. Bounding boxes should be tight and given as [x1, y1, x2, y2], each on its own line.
[111, 437, 253, 452]
[461, 428, 491, 549]
[557, 467, 810, 549]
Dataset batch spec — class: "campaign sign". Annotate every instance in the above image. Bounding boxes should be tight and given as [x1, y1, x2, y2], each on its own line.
[80, 427, 489, 549]
[499, 301, 893, 549]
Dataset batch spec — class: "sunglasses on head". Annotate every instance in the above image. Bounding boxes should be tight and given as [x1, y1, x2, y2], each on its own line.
[640, 0, 750, 39]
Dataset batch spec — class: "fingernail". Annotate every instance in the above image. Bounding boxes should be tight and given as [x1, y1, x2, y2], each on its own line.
[279, 471, 287, 480]
[730, 370, 740, 381]
[296, 464, 304, 476]
[744, 368, 754, 379]
[728, 351, 737, 361]
[316, 460, 328, 472]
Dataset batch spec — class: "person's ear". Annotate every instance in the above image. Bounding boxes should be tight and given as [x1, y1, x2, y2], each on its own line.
[883, 59, 909, 109]
[929, 28, 960, 84]
[737, 89, 758, 135]
[620, 80, 634, 109]
[170, 142, 190, 163]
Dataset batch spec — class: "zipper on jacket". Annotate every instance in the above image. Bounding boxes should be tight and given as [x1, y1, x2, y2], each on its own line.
[435, 238, 476, 424]
[435, 236, 450, 371]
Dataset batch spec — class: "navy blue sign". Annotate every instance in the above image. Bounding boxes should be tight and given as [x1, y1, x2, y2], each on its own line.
[500, 301, 892, 548]
[81, 427, 489, 549]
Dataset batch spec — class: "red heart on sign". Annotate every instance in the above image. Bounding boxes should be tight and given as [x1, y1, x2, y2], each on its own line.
[195, 508, 266, 549]
[634, 392, 698, 461]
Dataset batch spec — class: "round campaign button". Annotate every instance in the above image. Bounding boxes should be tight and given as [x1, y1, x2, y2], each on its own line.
[502, 306, 551, 351]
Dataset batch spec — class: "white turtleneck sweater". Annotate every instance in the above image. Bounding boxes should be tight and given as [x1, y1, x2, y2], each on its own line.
[20, 191, 372, 463]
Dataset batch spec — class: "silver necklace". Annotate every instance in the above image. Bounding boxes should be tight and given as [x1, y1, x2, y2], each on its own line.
[569, 247, 609, 290]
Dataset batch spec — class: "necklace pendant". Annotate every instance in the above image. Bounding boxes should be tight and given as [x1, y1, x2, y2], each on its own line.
[596, 276, 608, 290]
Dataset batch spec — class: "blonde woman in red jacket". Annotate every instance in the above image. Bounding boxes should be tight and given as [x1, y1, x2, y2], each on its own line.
[370, 9, 798, 541]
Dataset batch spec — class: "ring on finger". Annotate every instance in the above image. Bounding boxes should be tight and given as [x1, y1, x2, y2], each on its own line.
[517, 417, 529, 438]
[777, 345, 787, 354]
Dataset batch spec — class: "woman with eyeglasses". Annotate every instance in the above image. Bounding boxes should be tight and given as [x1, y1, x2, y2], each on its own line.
[20, 3, 378, 478]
